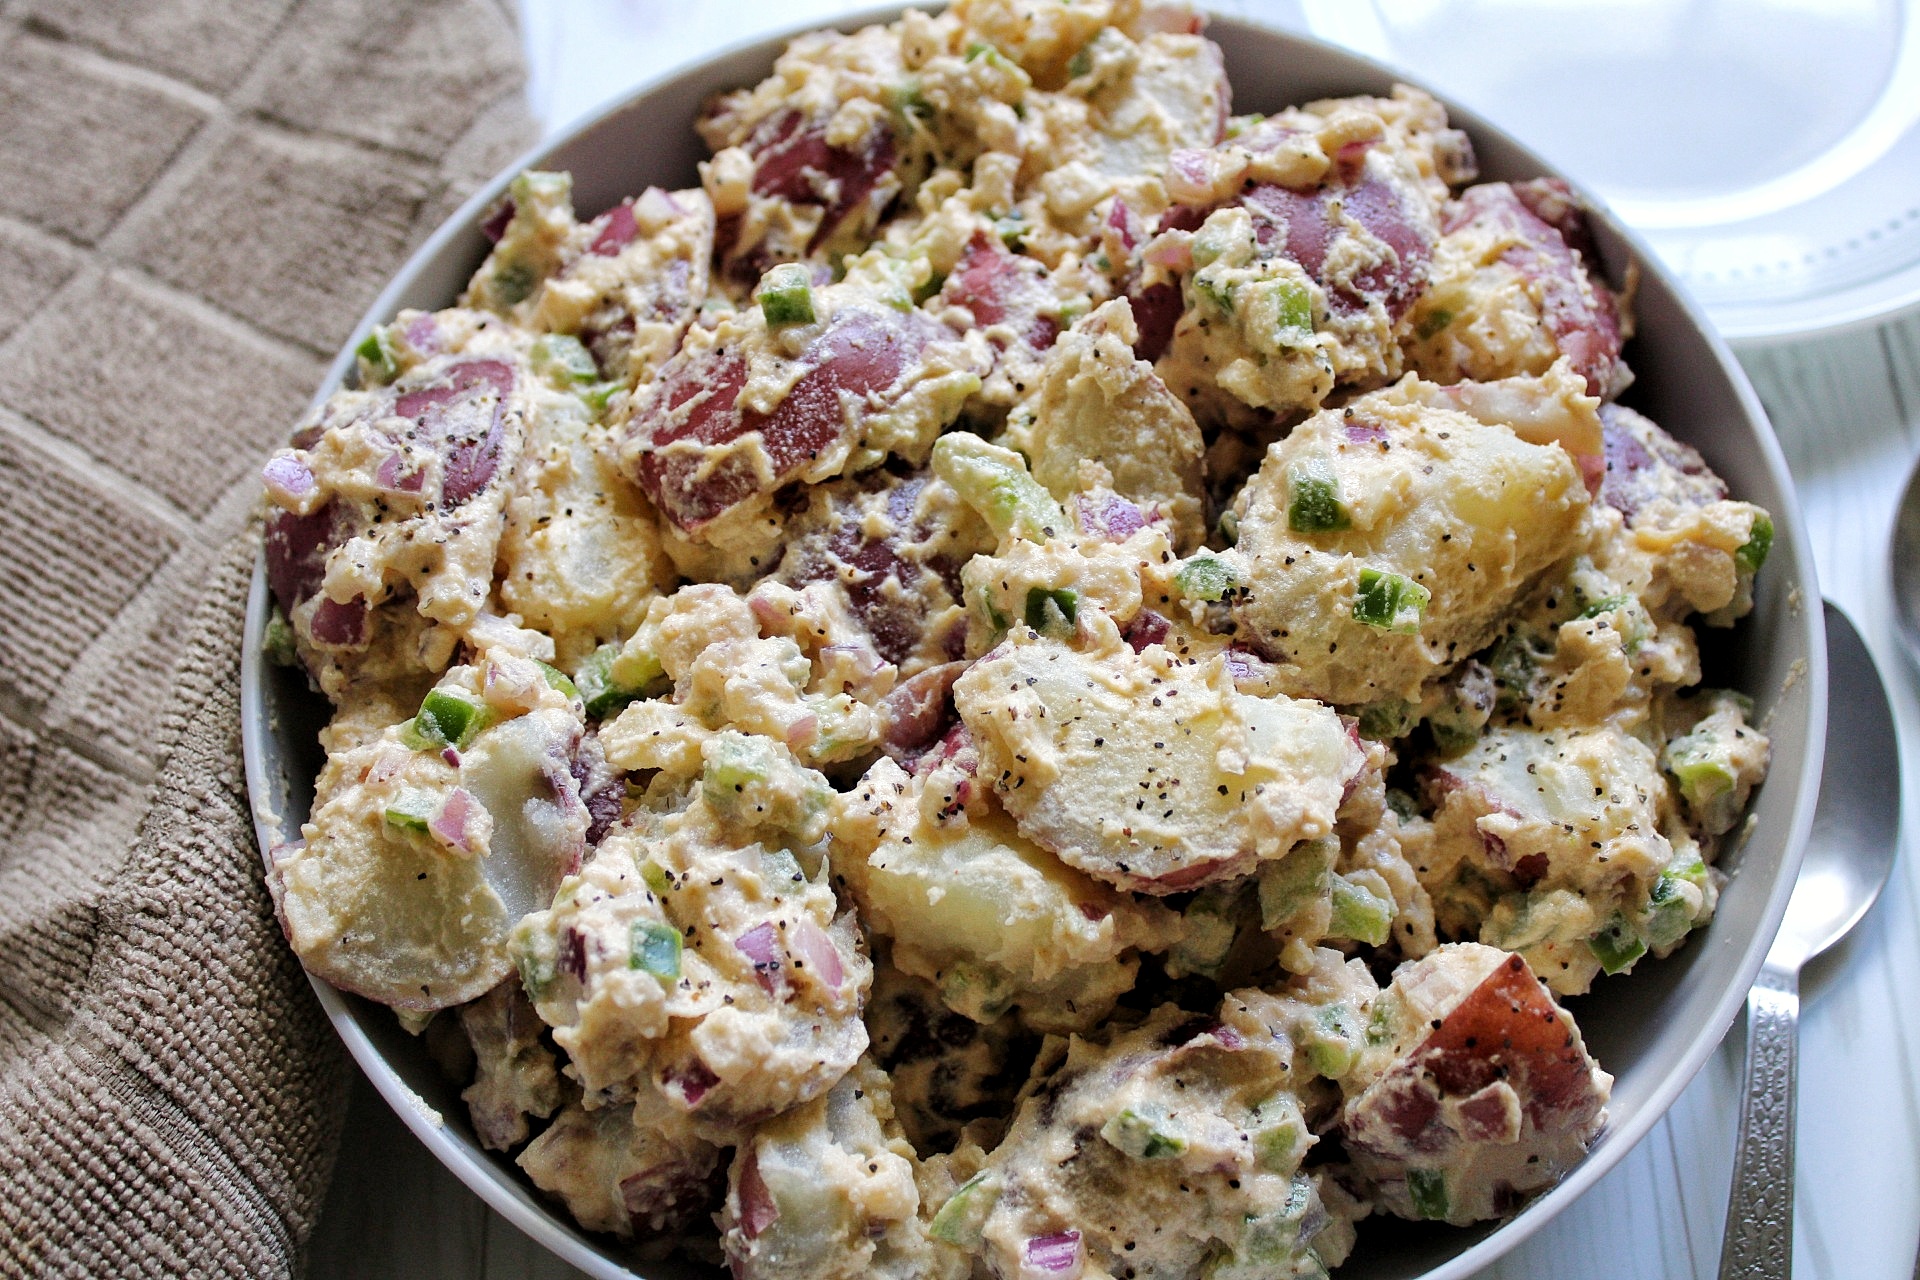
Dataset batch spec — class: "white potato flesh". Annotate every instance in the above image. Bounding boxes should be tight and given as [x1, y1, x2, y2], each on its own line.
[1229, 384, 1590, 705]
[954, 630, 1363, 892]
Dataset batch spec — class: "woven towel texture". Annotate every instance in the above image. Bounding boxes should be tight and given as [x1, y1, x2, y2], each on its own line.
[0, 2, 534, 1274]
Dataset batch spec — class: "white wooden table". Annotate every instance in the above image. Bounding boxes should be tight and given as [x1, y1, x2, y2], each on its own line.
[307, 5, 1920, 1275]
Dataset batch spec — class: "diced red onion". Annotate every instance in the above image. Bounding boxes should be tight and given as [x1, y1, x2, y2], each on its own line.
[403, 313, 440, 353]
[818, 643, 887, 684]
[1021, 1230, 1084, 1279]
[1143, 232, 1193, 272]
[1077, 492, 1150, 542]
[587, 200, 638, 257]
[1344, 420, 1389, 446]
[1223, 646, 1269, 683]
[789, 919, 844, 990]
[784, 714, 818, 751]
[261, 453, 316, 508]
[737, 1149, 780, 1239]
[480, 198, 515, 243]
[734, 923, 784, 992]
[1106, 198, 1138, 250]
[1336, 138, 1376, 167]
[1124, 610, 1171, 653]
[664, 1058, 720, 1109]
[559, 927, 589, 982]
[1165, 148, 1214, 205]
[430, 787, 482, 855]
[1138, 2, 1204, 34]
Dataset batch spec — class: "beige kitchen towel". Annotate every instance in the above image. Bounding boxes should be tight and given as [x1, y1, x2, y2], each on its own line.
[0, 2, 535, 1273]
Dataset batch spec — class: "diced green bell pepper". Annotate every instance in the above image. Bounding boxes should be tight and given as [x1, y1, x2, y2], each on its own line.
[262, 604, 298, 668]
[629, 920, 682, 980]
[1587, 911, 1647, 975]
[1024, 586, 1079, 635]
[1356, 699, 1414, 741]
[1101, 1105, 1187, 1160]
[1176, 555, 1242, 602]
[1249, 1093, 1308, 1173]
[383, 788, 439, 835]
[1304, 1002, 1363, 1079]
[530, 333, 600, 387]
[1287, 464, 1350, 533]
[1414, 308, 1454, 341]
[1258, 838, 1334, 930]
[639, 858, 673, 899]
[1327, 874, 1393, 947]
[758, 263, 816, 326]
[1407, 1168, 1450, 1221]
[574, 643, 649, 719]
[356, 328, 399, 385]
[1169, 883, 1242, 979]
[402, 688, 495, 750]
[932, 434, 1066, 543]
[1352, 568, 1429, 634]
[1735, 512, 1773, 574]
[534, 660, 578, 699]
[928, 1171, 1002, 1247]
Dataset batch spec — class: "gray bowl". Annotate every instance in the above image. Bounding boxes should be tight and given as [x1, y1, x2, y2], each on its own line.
[241, 10, 1827, 1278]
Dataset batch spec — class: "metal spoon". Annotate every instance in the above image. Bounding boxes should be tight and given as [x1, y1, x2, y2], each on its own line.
[1895, 453, 1920, 674]
[1718, 600, 1901, 1279]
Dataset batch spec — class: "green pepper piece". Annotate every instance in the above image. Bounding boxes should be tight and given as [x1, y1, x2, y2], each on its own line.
[1587, 912, 1647, 975]
[1218, 509, 1241, 546]
[1101, 1105, 1187, 1160]
[383, 788, 438, 835]
[1249, 1093, 1307, 1173]
[356, 328, 399, 385]
[1258, 838, 1334, 930]
[629, 920, 683, 980]
[994, 210, 1028, 250]
[1668, 747, 1737, 811]
[1169, 883, 1242, 979]
[1023, 586, 1079, 635]
[575, 643, 647, 719]
[1175, 555, 1242, 602]
[1641, 872, 1695, 951]
[535, 660, 579, 699]
[640, 858, 673, 899]
[530, 333, 600, 387]
[1286, 461, 1350, 533]
[1414, 308, 1454, 341]
[1352, 568, 1429, 634]
[513, 938, 557, 1001]
[1735, 512, 1773, 574]
[928, 1171, 1002, 1247]
[262, 604, 299, 668]
[422, 688, 494, 749]
[1355, 699, 1414, 741]
[492, 260, 537, 306]
[939, 961, 1013, 1021]
[931, 433, 1066, 543]
[1407, 1168, 1450, 1221]
[1327, 874, 1393, 947]
[758, 262, 816, 326]
[890, 75, 934, 124]
[1304, 1002, 1363, 1078]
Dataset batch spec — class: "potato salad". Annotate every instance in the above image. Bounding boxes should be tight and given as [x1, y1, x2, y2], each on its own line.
[259, 2, 1775, 1274]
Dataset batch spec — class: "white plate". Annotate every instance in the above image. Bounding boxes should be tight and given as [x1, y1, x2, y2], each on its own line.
[1297, 0, 1920, 340]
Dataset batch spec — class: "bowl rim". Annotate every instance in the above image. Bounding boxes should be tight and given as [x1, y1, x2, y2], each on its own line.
[241, 7, 1829, 1277]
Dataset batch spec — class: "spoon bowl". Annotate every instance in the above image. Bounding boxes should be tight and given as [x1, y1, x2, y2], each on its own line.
[1892, 451, 1920, 674]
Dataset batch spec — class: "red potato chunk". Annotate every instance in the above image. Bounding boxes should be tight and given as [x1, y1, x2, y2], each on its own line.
[622, 303, 955, 533]
[264, 338, 531, 697]
[516, 1094, 724, 1239]
[1244, 174, 1433, 323]
[1406, 179, 1630, 400]
[773, 469, 992, 673]
[1598, 402, 1727, 522]
[935, 231, 1064, 402]
[712, 107, 902, 279]
[1341, 943, 1611, 1224]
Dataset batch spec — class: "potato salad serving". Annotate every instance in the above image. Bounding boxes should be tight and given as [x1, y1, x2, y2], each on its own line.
[259, 1, 1776, 1273]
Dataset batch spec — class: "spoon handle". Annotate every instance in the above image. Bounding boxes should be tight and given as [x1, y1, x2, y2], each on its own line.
[1718, 964, 1800, 1279]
